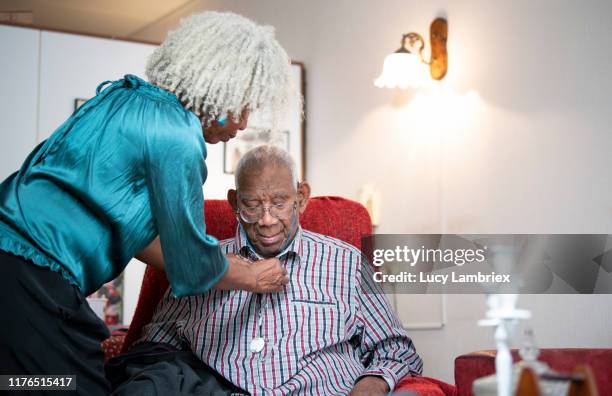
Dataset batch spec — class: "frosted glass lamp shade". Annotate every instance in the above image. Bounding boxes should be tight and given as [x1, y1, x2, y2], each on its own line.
[374, 52, 429, 89]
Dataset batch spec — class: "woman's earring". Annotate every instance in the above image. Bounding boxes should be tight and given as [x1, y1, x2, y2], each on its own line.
[217, 117, 227, 126]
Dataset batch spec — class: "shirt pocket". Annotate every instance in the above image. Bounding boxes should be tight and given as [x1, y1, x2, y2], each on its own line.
[276, 298, 346, 357]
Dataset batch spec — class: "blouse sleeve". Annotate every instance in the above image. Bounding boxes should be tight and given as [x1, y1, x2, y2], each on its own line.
[143, 104, 228, 297]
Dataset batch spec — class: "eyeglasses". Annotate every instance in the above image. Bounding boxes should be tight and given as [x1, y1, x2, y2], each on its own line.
[236, 201, 297, 224]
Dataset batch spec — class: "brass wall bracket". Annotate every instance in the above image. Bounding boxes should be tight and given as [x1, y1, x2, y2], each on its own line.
[429, 18, 448, 80]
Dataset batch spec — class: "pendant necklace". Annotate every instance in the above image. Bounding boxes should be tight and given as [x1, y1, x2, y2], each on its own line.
[250, 294, 266, 353]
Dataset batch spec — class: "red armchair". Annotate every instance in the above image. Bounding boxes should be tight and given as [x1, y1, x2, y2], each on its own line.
[455, 349, 612, 396]
[103, 196, 456, 395]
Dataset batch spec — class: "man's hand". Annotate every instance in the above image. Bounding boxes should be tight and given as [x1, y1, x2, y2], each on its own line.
[349, 376, 390, 396]
[214, 254, 288, 293]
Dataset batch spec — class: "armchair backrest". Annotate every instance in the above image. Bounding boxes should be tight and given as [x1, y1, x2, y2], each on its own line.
[122, 196, 373, 351]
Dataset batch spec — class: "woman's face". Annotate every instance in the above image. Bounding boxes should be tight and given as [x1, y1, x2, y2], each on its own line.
[203, 108, 250, 144]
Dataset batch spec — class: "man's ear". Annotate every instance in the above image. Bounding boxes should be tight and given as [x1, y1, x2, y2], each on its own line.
[296, 182, 311, 215]
[227, 189, 238, 212]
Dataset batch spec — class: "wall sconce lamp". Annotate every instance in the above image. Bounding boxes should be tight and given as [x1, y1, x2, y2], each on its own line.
[375, 18, 448, 89]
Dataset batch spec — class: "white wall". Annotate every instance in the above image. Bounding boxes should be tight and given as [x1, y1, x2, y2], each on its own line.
[130, 0, 315, 63]
[305, 0, 612, 233]
[0, 25, 39, 181]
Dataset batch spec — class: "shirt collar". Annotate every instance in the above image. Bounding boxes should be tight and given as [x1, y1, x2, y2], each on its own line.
[235, 224, 304, 263]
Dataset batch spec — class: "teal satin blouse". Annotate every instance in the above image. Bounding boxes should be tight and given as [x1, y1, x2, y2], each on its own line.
[0, 75, 228, 297]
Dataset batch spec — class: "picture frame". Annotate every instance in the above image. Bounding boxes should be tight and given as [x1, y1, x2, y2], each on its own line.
[224, 128, 291, 174]
[74, 98, 87, 110]
[223, 62, 306, 179]
[88, 274, 124, 326]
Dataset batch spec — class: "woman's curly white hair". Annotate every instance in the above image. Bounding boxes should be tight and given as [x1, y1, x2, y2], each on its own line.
[146, 11, 295, 127]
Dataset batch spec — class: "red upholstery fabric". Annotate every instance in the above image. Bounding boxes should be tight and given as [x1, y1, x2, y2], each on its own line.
[101, 335, 124, 363]
[396, 376, 458, 396]
[455, 349, 612, 396]
[101, 328, 128, 363]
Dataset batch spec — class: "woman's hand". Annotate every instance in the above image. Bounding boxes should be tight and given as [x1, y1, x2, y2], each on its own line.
[214, 254, 288, 293]
[250, 257, 289, 293]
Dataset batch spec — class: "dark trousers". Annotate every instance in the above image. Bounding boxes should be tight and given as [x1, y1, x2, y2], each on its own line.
[0, 251, 110, 395]
[105, 342, 248, 395]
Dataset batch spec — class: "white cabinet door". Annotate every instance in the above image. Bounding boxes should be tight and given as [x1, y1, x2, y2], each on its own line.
[38, 31, 156, 141]
[0, 25, 40, 180]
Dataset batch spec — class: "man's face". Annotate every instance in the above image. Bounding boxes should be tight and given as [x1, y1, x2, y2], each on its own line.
[228, 164, 310, 258]
[203, 108, 250, 144]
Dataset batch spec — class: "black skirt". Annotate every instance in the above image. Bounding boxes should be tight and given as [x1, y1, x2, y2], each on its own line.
[0, 250, 110, 395]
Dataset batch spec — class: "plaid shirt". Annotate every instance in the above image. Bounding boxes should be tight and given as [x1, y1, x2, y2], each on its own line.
[138, 226, 422, 395]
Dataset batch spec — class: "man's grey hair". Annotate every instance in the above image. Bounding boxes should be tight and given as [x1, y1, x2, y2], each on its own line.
[235, 145, 298, 190]
[146, 11, 296, 128]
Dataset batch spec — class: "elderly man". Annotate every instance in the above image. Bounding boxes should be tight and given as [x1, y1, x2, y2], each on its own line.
[118, 145, 422, 395]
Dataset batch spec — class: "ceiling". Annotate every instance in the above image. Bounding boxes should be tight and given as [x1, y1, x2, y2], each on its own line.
[0, 0, 202, 41]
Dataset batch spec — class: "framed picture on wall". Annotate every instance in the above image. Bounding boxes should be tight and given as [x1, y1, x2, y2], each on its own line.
[88, 274, 124, 326]
[224, 128, 290, 173]
[223, 62, 306, 179]
[74, 98, 87, 110]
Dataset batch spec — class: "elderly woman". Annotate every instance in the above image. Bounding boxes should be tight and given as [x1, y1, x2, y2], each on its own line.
[0, 11, 292, 394]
